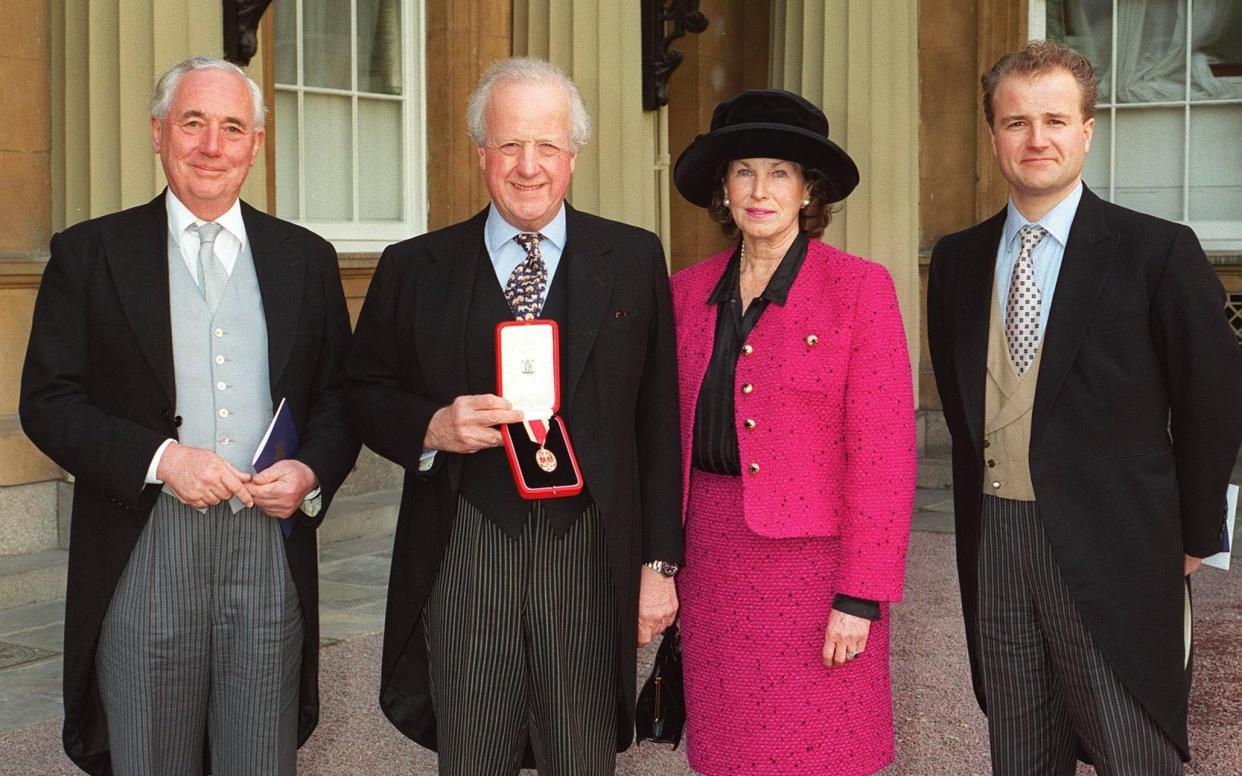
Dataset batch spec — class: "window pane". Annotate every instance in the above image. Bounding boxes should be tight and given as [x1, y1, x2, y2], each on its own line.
[275, 91, 300, 220]
[274, 0, 297, 85]
[1082, 110, 1110, 195]
[358, 0, 403, 95]
[358, 99, 403, 220]
[1191, 0, 1242, 100]
[1114, 0, 1189, 104]
[1050, 0, 1114, 103]
[304, 94, 353, 220]
[1114, 108, 1184, 220]
[303, 0, 351, 90]
[1188, 105, 1242, 220]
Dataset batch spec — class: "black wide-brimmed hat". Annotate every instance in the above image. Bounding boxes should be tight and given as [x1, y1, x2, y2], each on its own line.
[673, 89, 859, 208]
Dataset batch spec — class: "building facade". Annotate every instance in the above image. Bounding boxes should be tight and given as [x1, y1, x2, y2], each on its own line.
[1, 0, 1238, 565]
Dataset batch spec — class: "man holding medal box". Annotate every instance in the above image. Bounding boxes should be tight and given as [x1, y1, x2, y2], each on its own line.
[347, 57, 682, 775]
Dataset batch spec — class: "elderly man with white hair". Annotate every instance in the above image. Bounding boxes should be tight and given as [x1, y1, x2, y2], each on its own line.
[21, 56, 358, 775]
[348, 57, 682, 775]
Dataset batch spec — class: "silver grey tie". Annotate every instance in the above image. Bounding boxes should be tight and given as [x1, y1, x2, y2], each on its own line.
[1004, 224, 1048, 377]
[194, 221, 226, 313]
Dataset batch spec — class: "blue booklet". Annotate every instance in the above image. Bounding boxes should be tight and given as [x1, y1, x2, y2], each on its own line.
[252, 397, 300, 537]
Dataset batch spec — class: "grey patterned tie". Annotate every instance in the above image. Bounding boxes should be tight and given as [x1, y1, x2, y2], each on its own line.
[506, 232, 548, 320]
[1005, 224, 1048, 377]
[194, 222, 226, 314]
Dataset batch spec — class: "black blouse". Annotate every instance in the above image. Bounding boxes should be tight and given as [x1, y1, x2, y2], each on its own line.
[689, 232, 879, 622]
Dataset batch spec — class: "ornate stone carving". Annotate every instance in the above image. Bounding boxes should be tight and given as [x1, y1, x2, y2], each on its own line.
[223, 0, 275, 66]
[641, 0, 709, 110]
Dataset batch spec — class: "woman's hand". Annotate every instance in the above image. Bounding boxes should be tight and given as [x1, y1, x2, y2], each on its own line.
[822, 608, 871, 668]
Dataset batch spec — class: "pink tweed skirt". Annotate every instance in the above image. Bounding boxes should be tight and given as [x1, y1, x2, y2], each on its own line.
[678, 469, 894, 776]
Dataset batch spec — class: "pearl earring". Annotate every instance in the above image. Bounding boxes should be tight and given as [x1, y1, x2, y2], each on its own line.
[723, 197, 731, 207]
[801, 198, 811, 208]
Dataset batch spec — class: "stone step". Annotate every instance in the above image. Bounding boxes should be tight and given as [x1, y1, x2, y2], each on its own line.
[0, 548, 68, 611]
[0, 488, 402, 611]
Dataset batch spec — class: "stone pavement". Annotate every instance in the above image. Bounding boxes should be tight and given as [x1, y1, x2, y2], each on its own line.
[1, 456, 1239, 775]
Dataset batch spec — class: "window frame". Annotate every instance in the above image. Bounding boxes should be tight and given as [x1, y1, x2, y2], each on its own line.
[274, 0, 427, 253]
[1030, 0, 1242, 252]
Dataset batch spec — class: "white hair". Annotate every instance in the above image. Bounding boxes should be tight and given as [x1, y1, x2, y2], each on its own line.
[465, 57, 591, 151]
[150, 55, 266, 130]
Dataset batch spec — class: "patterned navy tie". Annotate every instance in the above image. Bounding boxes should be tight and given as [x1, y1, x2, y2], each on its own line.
[1004, 224, 1048, 377]
[506, 232, 548, 320]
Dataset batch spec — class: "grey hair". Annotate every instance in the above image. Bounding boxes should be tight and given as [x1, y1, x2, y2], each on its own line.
[466, 57, 591, 151]
[150, 55, 267, 130]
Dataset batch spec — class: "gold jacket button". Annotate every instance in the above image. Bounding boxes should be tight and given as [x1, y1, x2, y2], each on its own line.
[805, 334, 819, 347]
[983, 439, 991, 448]
[748, 463, 760, 475]
[744, 418, 756, 430]
[741, 383, 754, 395]
[740, 343, 754, 356]
[987, 459, 996, 468]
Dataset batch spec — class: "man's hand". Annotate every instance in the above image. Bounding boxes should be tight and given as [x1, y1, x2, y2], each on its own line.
[424, 394, 524, 454]
[157, 443, 254, 509]
[637, 566, 678, 647]
[250, 459, 319, 519]
[822, 608, 872, 668]
[1184, 554, 1203, 576]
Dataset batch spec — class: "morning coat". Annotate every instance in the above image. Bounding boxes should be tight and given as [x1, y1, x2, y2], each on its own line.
[19, 194, 360, 775]
[345, 204, 683, 755]
[927, 185, 1242, 758]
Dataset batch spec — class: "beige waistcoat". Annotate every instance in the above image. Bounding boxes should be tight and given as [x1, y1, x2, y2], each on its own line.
[982, 282, 1044, 501]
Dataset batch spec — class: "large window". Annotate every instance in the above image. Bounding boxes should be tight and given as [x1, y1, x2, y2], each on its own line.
[274, 0, 426, 251]
[1032, 0, 1242, 251]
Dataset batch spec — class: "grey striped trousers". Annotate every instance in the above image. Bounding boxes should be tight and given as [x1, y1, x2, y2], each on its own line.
[977, 495, 1182, 775]
[95, 493, 302, 776]
[421, 497, 618, 776]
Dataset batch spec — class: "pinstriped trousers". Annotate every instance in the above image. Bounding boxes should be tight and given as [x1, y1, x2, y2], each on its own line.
[95, 493, 303, 776]
[421, 497, 618, 776]
[977, 495, 1182, 775]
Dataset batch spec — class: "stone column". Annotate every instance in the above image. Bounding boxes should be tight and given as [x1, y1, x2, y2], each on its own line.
[51, 0, 270, 231]
[0, 0, 59, 556]
[425, 0, 512, 229]
[513, 0, 663, 239]
[771, 0, 921, 390]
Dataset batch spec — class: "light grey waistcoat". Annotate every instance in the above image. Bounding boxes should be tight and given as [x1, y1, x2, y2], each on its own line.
[164, 230, 272, 503]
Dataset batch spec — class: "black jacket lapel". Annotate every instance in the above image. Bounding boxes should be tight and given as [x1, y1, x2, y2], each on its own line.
[417, 209, 488, 404]
[245, 202, 303, 391]
[1033, 186, 1116, 449]
[956, 209, 1005, 462]
[103, 194, 176, 406]
[562, 204, 615, 411]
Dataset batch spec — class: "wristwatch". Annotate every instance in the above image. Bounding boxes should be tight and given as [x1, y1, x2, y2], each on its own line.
[301, 487, 323, 518]
[644, 560, 680, 577]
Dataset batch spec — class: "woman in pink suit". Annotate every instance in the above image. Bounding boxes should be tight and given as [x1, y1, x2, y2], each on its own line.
[669, 90, 916, 775]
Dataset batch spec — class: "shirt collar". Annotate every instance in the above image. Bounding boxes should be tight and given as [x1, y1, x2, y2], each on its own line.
[707, 232, 810, 306]
[485, 202, 567, 255]
[1002, 180, 1083, 252]
[165, 189, 247, 249]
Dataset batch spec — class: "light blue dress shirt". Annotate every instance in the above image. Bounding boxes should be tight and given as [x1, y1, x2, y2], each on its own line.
[485, 202, 567, 308]
[994, 181, 1084, 345]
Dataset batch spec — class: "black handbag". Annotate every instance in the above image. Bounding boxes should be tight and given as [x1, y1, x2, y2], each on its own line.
[634, 621, 686, 747]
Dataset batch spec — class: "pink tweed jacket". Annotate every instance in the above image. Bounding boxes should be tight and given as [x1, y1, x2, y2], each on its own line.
[671, 238, 917, 601]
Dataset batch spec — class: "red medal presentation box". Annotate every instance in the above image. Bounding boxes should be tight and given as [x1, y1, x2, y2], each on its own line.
[496, 319, 584, 499]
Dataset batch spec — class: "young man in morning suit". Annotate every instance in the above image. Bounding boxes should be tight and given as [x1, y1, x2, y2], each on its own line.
[20, 57, 358, 775]
[928, 40, 1241, 774]
[346, 57, 682, 775]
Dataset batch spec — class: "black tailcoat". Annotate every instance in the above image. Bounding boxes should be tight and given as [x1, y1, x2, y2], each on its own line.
[345, 205, 683, 755]
[19, 194, 360, 775]
[927, 186, 1241, 758]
